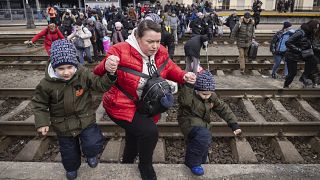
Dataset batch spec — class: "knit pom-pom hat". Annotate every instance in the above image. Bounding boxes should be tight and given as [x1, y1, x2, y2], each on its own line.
[194, 70, 215, 91]
[50, 39, 78, 69]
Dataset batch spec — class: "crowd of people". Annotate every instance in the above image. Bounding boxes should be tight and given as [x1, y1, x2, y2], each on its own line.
[28, 1, 320, 180]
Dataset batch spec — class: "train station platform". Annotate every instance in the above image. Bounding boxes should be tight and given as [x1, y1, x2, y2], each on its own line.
[0, 162, 319, 180]
[0, 24, 302, 35]
[0, 10, 318, 27]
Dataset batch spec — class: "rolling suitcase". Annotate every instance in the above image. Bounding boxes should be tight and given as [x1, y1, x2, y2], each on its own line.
[248, 40, 259, 60]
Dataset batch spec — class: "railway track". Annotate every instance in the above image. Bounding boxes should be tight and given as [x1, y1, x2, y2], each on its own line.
[0, 55, 305, 71]
[0, 33, 273, 44]
[0, 90, 319, 164]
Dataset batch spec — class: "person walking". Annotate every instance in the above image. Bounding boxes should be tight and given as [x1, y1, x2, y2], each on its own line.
[284, 20, 320, 88]
[93, 20, 196, 180]
[230, 12, 255, 74]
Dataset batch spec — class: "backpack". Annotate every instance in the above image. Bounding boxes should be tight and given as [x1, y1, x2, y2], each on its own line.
[276, 29, 296, 53]
[116, 58, 173, 116]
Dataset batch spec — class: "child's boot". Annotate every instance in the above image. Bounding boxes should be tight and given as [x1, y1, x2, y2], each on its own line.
[87, 156, 98, 168]
[190, 166, 204, 176]
[66, 170, 77, 180]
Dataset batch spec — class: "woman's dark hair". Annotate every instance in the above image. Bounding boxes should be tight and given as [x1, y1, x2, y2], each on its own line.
[135, 20, 161, 38]
[301, 20, 320, 35]
[75, 19, 83, 26]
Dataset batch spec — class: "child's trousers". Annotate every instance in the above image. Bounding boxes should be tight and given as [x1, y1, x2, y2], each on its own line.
[185, 126, 212, 168]
[57, 123, 104, 172]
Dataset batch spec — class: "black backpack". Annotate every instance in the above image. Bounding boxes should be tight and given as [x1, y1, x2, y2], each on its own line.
[116, 58, 173, 116]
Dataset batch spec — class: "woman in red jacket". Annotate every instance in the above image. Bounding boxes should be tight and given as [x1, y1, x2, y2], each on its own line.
[94, 20, 196, 180]
[28, 23, 64, 55]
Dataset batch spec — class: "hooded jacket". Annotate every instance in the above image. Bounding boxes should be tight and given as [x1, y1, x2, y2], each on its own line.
[184, 35, 208, 58]
[32, 64, 116, 137]
[178, 84, 239, 137]
[31, 26, 64, 55]
[93, 29, 186, 123]
[230, 17, 255, 48]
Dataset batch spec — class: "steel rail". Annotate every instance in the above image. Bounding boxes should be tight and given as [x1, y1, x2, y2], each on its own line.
[0, 88, 319, 98]
[0, 62, 305, 71]
[0, 55, 273, 62]
[0, 34, 273, 44]
[0, 121, 319, 137]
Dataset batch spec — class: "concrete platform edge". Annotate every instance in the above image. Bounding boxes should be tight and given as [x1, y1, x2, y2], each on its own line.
[0, 162, 319, 180]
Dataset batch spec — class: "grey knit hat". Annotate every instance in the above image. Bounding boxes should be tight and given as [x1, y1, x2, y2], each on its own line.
[50, 39, 78, 69]
[194, 70, 215, 91]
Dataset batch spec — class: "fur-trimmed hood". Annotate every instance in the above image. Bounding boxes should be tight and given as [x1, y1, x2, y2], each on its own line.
[240, 16, 255, 25]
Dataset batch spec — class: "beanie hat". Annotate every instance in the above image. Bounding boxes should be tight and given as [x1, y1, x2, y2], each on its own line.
[115, 21, 123, 28]
[244, 12, 251, 19]
[283, 21, 292, 29]
[194, 70, 215, 91]
[50, 39, 78, 69]
[145, 13, 163, 24]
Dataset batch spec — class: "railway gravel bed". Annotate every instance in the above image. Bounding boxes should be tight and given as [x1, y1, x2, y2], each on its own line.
[0, 137, 32, 161]
[7, 104, 33, 121]
[305, 98, 320, 112]
[37, 139, 59, 162]
[288, 137, 320, 164]
[0, 98, 22, 116]
[247, 137, 282, 164]
[165, 138, 185, 164]
[222, 98, 254, 122]
[279, 98, 318, 122]
[209, 137, 236, 164]
[251, 98, 288, 122]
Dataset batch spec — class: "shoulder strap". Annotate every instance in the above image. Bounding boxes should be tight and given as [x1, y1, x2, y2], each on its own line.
[115, 83, 138, 103]
[118, 58, 169, 78]
[82, 27, 86, 34]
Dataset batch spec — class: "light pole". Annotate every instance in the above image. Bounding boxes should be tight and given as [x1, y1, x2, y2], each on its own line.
[25, 0, 36, 29]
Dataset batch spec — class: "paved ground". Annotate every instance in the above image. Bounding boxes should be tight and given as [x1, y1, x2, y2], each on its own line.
[0, 162, 319, 180]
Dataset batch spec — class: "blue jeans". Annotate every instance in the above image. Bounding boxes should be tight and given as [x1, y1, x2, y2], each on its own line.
[185, 126, 212, 168]
[77, 46, 92, 64]
[57, 123, 104, 172]
[272, 54, 288, 76]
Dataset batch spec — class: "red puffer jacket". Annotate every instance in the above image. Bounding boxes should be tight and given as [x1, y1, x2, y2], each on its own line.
[94, 42, 186, 123]
[31, 27, 64, 55]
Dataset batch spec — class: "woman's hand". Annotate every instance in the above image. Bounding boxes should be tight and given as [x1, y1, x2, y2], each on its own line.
[183, 72, 196, 84]
[105, 55, 120, 75]
[233, 129, 242, 136]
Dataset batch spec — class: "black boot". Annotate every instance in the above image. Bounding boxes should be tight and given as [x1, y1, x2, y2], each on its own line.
[138, 164, 157, 180]
[299, 75, 313, 87]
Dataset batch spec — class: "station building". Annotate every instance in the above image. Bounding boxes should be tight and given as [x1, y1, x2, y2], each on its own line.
[0, 0, 319, 10]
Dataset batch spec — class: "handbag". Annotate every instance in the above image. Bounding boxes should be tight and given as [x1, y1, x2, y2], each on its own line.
[74, 37, 85, 49]
[301, 48, 314, 58]
[73, 27, 86, 49]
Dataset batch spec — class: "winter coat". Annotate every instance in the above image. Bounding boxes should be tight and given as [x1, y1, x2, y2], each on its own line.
[184, 35, 208, 58]
[31, 27, 64, 55]
[285, 29, 313, 62]
[177, 84, 239, 137]
[169, 15, 179, 30]
[225, 15, 239, 31]
[230, 17, 255, 48]
[161, 27, 175, 47]
[111, 29, 128, 44]
[61, 16, 75, 27]
[67, 25, 92, 48]
[190, 18, 203, 35]
[32, 65, 116, 137]
[313, 36, 320, 56]
[93, 42, 186, 123]
[94, 21, 107, 39]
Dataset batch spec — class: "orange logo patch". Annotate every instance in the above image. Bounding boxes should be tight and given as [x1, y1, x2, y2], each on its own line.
[76, 88, 84, 96]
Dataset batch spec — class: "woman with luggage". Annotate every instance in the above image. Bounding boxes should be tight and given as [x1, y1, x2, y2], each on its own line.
[230, 12, 255, 74]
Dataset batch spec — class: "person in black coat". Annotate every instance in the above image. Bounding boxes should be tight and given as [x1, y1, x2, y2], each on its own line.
[184, 35, 208, 73]
[225, 11, 239, 37]
[284, 20, 320, 88]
